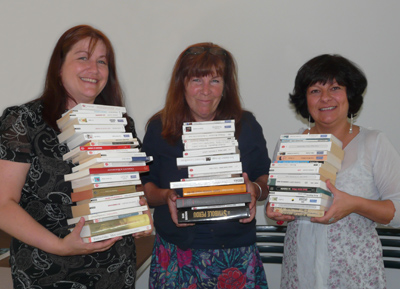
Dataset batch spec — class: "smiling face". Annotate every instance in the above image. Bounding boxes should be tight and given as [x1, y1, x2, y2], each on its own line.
[307, 80, 349, 129]
[184, 71, 224, 122]
[60, 37, 109, 108]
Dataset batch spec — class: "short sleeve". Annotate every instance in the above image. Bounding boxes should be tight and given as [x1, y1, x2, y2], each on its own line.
[0, 106, 33, 163]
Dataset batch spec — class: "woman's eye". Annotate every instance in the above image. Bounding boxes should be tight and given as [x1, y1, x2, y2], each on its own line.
[310, 89, 319, 94]
[78, 57, 88, 61]
[331, 86, 341, 91]
[98, 60, 107, 65]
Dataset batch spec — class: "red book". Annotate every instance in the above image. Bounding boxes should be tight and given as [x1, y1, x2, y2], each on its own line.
[79, 145, 132, 151]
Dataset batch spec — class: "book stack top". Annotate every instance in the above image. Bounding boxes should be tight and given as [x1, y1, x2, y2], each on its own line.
[59, 103, 152, 243]
[268, 133, 344, 218]
[171, 120, 251, 223]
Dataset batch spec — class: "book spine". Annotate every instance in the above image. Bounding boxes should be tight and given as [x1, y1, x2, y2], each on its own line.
[176, 193, 251, 208]
[80, 214, 149, 238]
[182, 184, 246, 197]
[67, 103, 127, 113]
[71, 197, 141, 217]
[72, 180, 142, 193]
[280, 133, 342, 147]
[267, 178, 329, 191]
[81, 191, 144, 203]
[177, 205, 249, 223]
[177, 154, 241, 167]
[181, 132, 235, 140]
[83, 224, 151, 243]
[88, 166, 149, 174]
[269, 195, 332, 206]
[270, 202, 329, 210]
[273, 207, 326, 217]
[187, 162, 242, 175]
[182, 146, 237, 157]
[170, 177, 244, 189]
[269, 190, 332, 198]
[182, 119, 235, 126]
[182, 123, 235, 134]
[184, 140, 238, 151]
[71, 173, 140, 189]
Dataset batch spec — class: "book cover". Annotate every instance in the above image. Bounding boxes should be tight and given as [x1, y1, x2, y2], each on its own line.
[79, 214, 150, 238]
[170, 176, 244, 189]
[176, 193, 251, 209]
[71, 185, 137, 202]
[177, 154, 240, 168]
[182, 183, 247, 197]
[71, 196, 141, 217]
[187, 162, 242, 175]
[70, 172, 140, 189]
[67, 205, 148, 225]
[177, 204, 250, 223]
[65, 165, 149, 181]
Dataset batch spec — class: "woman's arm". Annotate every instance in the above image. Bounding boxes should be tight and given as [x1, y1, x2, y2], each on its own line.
[0, 159, 121, 255]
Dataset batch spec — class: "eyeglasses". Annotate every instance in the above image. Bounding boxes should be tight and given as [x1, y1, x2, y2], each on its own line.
[184, 46, 227, 56]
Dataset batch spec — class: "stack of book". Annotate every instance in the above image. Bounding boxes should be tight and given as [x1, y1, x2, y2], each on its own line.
[268, 133, 344, 217]
[171, 120, 252, 223]
[58, 103, 152, 243]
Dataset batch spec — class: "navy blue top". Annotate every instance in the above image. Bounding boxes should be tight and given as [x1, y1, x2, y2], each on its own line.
[141, 111, 270, 249]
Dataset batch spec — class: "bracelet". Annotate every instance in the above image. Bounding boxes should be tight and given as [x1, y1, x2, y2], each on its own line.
[253, 182, 263, 201]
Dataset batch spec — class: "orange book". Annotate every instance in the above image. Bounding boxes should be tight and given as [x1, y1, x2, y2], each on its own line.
[182, 183, 247, 197]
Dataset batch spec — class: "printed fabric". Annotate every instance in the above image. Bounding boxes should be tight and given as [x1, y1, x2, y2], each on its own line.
[149, 233, 268, 289]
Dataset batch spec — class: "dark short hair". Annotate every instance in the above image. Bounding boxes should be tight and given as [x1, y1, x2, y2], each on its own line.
[289, 54, 367, 121]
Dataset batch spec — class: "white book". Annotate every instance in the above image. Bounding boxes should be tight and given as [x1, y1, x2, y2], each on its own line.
[188, 170, 243, 178]
[67, 205, 149, 225]
[63, 145, 138, 162]
[66, 132, 134, 150]
[184, 140, 238, 150]
[279, 141, 344, 159]
[271, 161, 338, 173]
[72, 180, 142, 193]
[72, 156, 151, 172]
[57, 112, 123, 130]
[269, 173, 329, 180]
[82, 224, 151, 243]
[280, 133, 342, 147]
[71, 149, 141, 164]
[183, 146, 238, 158]
[182, 119, 235, 126]
[267, 178, 329, 191]
[72, 161, 146, 173]
[76, 191, 144, 205]
[182, 123, 235, 134]
[182, 132, 235, 141]
[63, 103, 126, 116]
[269, 195, 333, 206]
[170, 176, 244, 189]
[188, 162, 242, 175]
[270, 202, 330, 211]
[183, 137, 236, 144]
[60, 117, 127, 132]
[180, 174, 235, 181]
[71, 196, 141, 217]
[269, 190, 332, 198]
[58, 124, 126, 143]
[70, 172, 140, 189]
[177, 154, 240, 168]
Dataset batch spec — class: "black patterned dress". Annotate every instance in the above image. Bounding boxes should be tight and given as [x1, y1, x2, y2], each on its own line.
[0, 100, 137, 289]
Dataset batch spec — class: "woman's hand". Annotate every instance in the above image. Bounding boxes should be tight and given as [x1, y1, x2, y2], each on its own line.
[132, 196, 154, 238]
[167, 189, 195, 227]
[265, 201, 295, 222]
[310, 180, 355, 225]
[239, 173, 257, 223]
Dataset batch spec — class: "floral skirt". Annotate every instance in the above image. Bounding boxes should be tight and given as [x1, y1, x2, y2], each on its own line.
[149, 233, 268, 289]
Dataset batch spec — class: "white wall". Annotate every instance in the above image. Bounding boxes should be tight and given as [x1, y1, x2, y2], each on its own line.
[2, 1, 400, 288]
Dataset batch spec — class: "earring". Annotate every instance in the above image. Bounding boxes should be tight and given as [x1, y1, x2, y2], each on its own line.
[349, 114, 353, 134]
[308, 115, 311, 134]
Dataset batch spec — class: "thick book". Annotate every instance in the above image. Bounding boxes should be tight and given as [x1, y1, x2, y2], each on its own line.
[170, 176, 244, 189]
[176, 193, 251, 209]
[280, 133, 342, 147]
[67, 205, 148, 225]
[181, 131, 235, 141]
[65, 165, 149, 182]
[269, 195, 333, 207]
[71, 196, 141, 217]
[66, 132, 134, 150]
[72, 180, 141, 193]
[82, 224, 151, 243]
[58, 124, 126, 143]
[182, 183, 247, 197]
[182, 146, 238, 158]
[72, 161, 146, 173]
[75, 191, 144, 205]
[57, 112, 123, 130]
[182, 123, 235, 135]
[187, 162, 242, 175]
[71, 185, 137, 202]
[269, 190, 332, 198]
[79, 214, 150, 238]
[62, 103, 126, 116]
[176, 154, 241, 168]
[60, 117, 127, 132]
[184, 139, 238, 151]
[177, 204, 250, 223]
[278, 141, 344, 160]
[267, 178, 329, 191]
[70, 172, 140, 189]
[273, 207, 326, 217]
